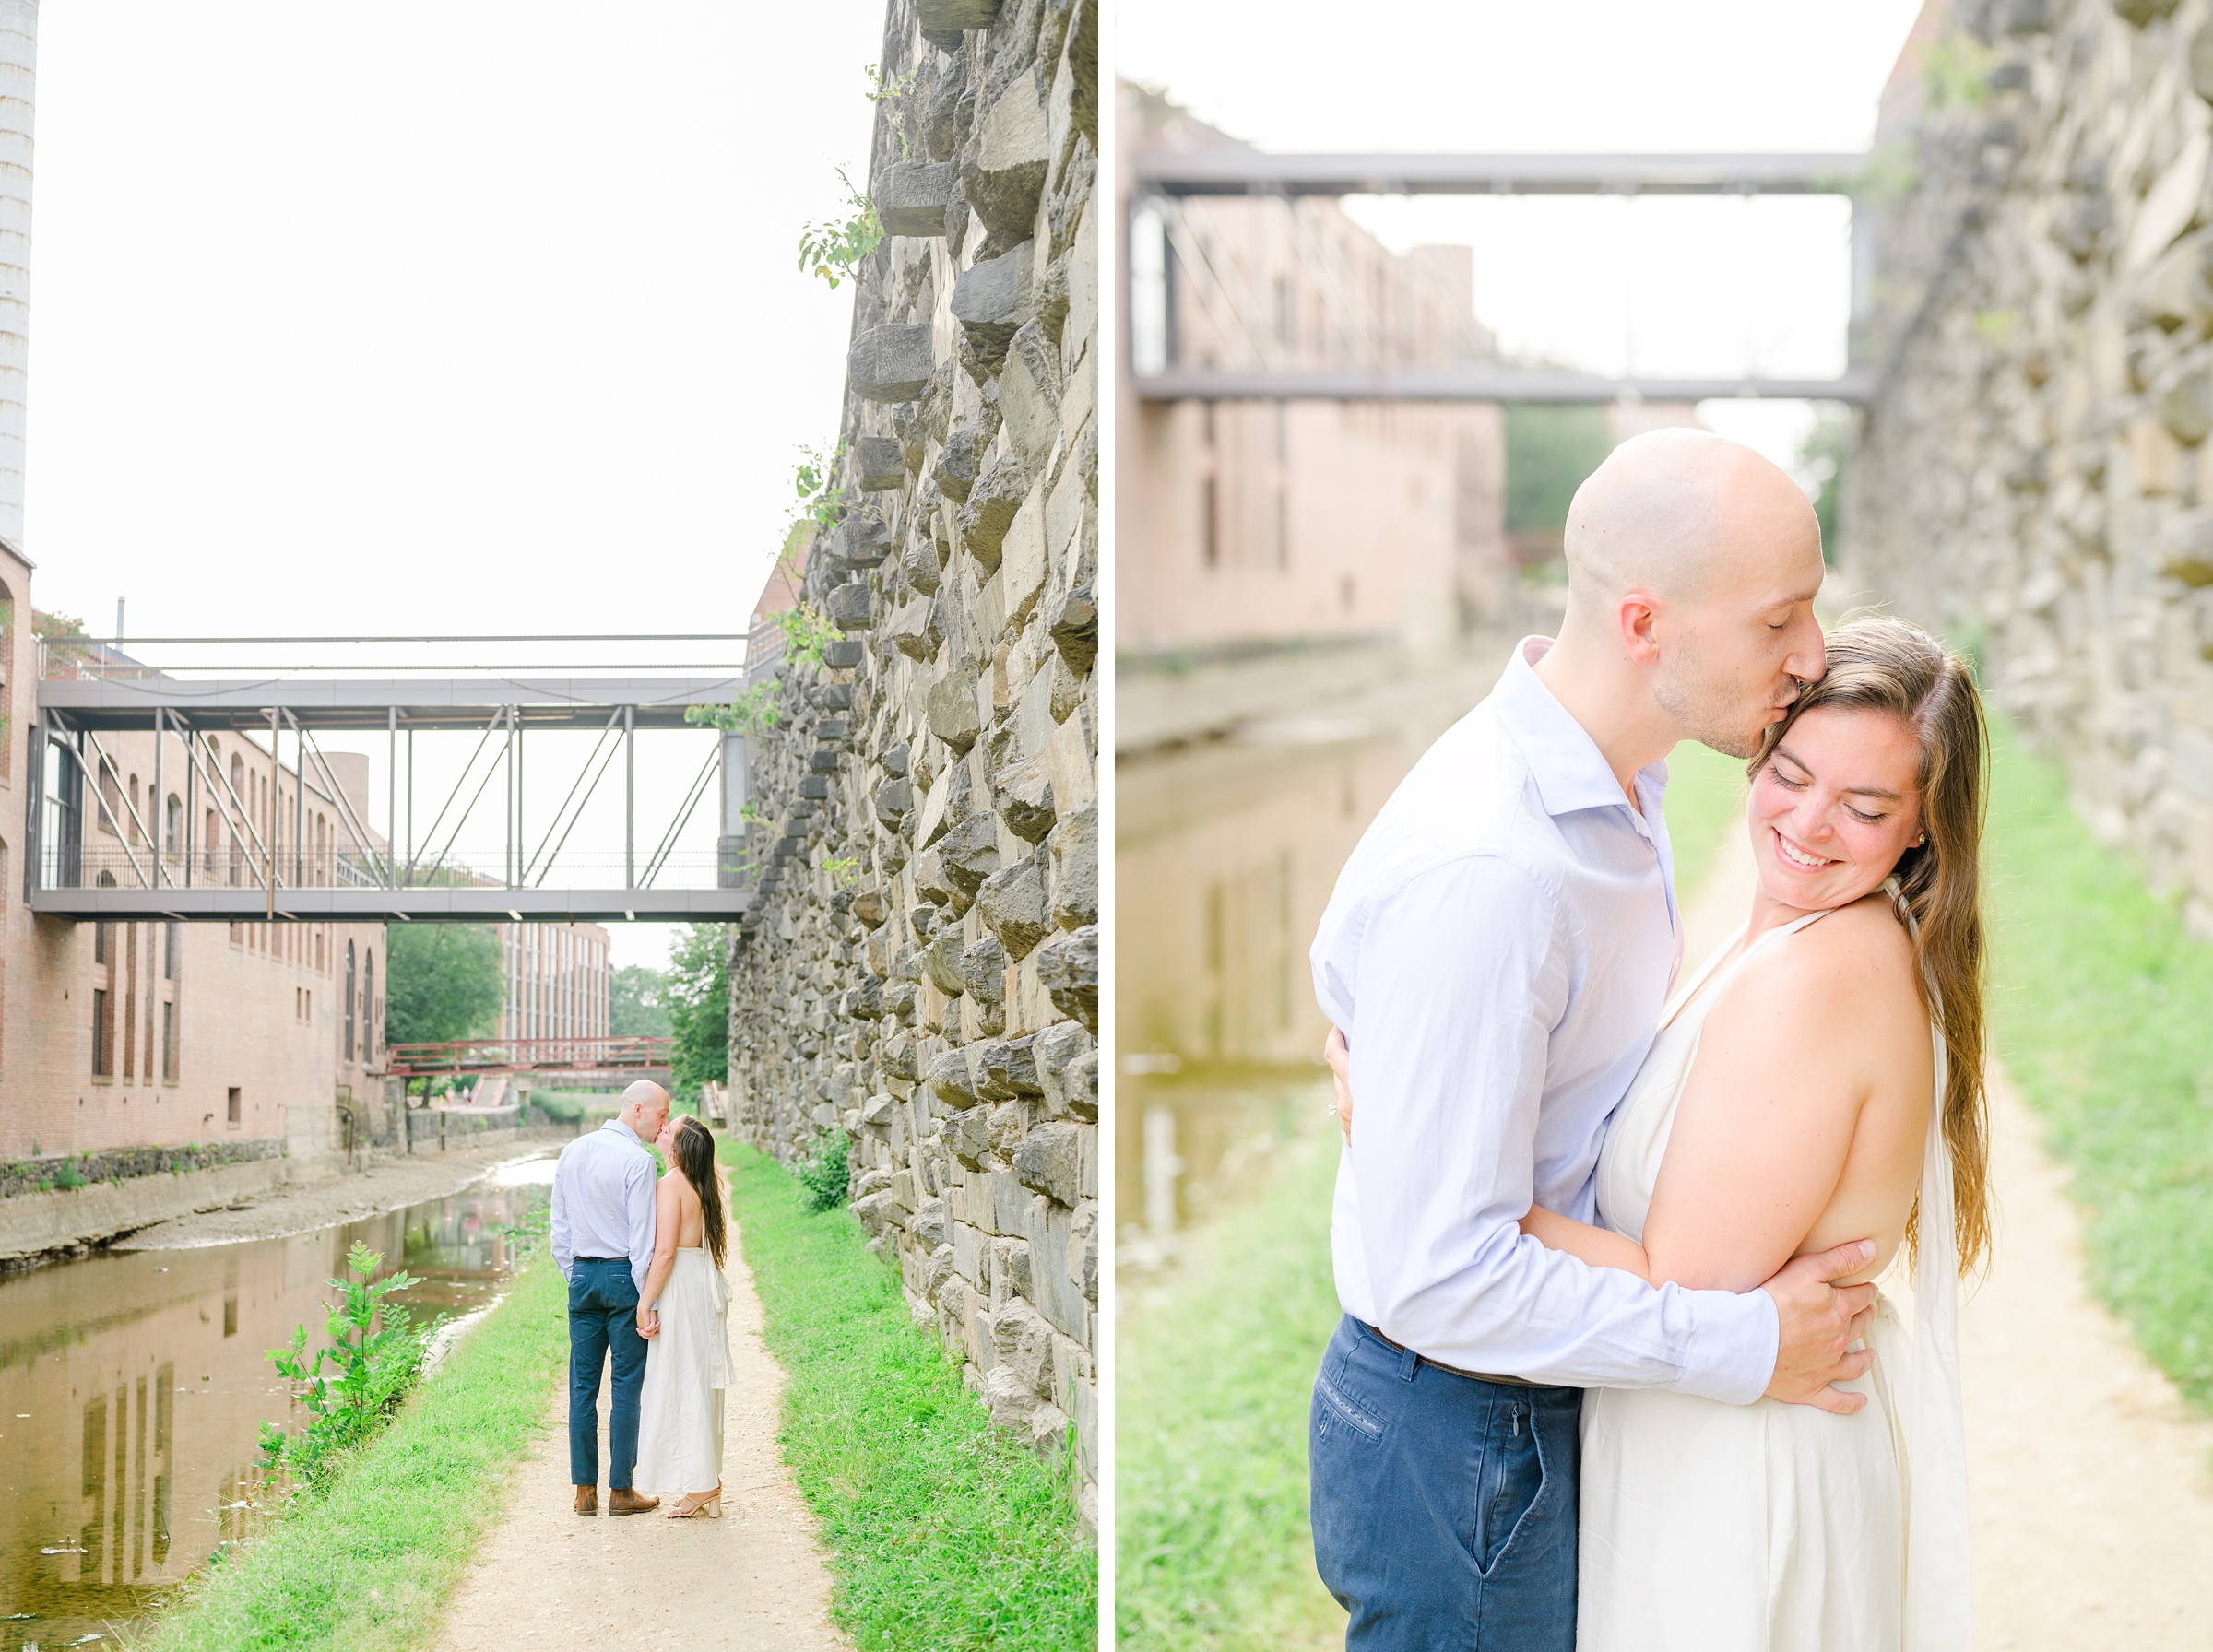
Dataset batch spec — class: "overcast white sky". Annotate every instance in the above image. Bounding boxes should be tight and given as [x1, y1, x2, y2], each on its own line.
[28, 3, 885, 967]
[1118, 0, 1927, 470]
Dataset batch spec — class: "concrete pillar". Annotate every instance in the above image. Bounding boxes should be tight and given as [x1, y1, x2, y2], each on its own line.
[0, 3, 32, 552]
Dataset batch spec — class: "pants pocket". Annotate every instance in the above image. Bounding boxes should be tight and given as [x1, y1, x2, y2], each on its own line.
[1473, 1398, 1548, 1575]
[1314, 1367, 1387, 1446]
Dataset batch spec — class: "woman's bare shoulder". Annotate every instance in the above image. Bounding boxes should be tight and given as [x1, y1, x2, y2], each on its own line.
[1712, 896, 1922, 1044]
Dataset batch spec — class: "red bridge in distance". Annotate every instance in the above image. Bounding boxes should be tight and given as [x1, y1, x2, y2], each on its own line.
[386, 1035, 671, 1083]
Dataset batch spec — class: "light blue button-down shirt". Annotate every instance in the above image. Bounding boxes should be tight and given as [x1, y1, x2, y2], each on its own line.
[550, 1118, 657, 1294]
[1313, 637, 1778, 1403]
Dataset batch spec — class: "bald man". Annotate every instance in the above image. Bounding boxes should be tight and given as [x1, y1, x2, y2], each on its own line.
[550, 1079, 670, 1516]
[1308, 431, 1877, 1649]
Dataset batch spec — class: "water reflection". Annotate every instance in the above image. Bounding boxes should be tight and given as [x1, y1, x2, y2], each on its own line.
[0, 1156, 555, 1647]
[1115, 676, 1490, 1242]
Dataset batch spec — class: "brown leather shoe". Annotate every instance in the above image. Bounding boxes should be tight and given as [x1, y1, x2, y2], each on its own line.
[574, 1484, 598, 1516]
[608, 1487, 660, 1516]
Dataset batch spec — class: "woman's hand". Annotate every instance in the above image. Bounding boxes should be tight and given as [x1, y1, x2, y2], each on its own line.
[637, 1304, 659, 1339]
[1323, 1026, 1354, 1143]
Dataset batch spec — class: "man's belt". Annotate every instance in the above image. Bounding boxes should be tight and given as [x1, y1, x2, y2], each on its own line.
[1359, 1321, 1549, 1389]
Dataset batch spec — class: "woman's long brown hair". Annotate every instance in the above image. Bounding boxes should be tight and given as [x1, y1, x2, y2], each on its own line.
[670, 1115, 729, 1270]
[1750, 617, 1992, 1276]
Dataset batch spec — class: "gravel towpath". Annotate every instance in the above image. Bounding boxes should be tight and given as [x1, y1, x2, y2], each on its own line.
[1681, 825, 2213, 1648]
[431, 1223, 846, 1650]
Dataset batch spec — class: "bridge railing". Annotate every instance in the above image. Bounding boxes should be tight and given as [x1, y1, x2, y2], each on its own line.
[42, 843, 745, 894]
[386, 1035, 674, 1078]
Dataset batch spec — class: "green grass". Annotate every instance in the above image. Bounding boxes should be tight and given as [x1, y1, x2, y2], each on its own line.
[1115, 1092, 1345, 1652]
[132, 1256, 569, 1652]
[1662, 738, 1747, 897]
[717, 1138, 1096, 1650]
[1982, 725, 2213, 1407]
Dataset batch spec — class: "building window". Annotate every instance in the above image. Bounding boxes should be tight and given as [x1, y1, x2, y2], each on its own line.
[164, 922, 179, 980]
[226, 1086, 241, 1127]
[162, 1000, 176, 1081]
[164, 795, 182, 859]
[344, 940, 356, 1063]
[94, 919, 109, 964]
[1201, 476, 1218, 569]
[97, 761, 121, 837]
[92, 987, 112, 1076]
[363, 950, 375, 1056]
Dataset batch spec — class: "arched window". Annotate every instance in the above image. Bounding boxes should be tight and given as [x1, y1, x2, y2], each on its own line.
[98, 761, 121, 837]
[127, 775, 141, 844]
[165, 794, 182, 859]
[204, 808, 220, 879]
[344, 939, 357, 1063]
[363, 949, 375, 1056]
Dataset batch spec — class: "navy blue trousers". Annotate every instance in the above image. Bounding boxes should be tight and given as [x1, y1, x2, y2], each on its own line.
[567, 1257, 647, 1490]
[1310, 1315, 1582, 1651]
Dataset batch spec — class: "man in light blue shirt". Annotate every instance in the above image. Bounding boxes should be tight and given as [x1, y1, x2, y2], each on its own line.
[1308, 431, 1878, 1649]
[551, 1079, 669, 1516]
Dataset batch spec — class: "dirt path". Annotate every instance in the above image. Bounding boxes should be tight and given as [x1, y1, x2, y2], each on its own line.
[432, 1224, 846, 1651]
[111, 1129, 574, 1249]
[1682, 823, 2213, 1647]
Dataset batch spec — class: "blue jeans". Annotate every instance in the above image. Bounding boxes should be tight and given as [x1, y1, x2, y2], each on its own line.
[567, 1257, 647, 1490]
[1310, 1315, 1581, 1651]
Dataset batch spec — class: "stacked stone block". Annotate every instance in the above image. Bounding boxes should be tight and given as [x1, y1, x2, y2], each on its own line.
[727, 0, 1099, 1519]
[1852, 0, 2213, 931]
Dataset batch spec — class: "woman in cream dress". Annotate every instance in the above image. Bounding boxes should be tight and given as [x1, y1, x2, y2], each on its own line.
[1515, 619, 1991, 1649]
[633, 1115, 734, 1519]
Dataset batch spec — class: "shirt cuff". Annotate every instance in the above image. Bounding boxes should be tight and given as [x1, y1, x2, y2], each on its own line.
[1667, 1283, 1780, 1405]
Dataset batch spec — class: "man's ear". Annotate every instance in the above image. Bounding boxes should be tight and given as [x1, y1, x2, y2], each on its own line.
[1618, 591, 1664, 667]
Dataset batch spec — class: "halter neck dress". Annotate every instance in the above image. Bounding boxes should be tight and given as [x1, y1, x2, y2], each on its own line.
[1574, 897, 1971, 1651]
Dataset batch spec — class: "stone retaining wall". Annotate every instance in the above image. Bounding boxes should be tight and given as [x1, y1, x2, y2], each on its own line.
[0, 1154, 294, 1264]
[405, 1104, 527, 1149]
[1851, 0, 2213, 928]
[0, 1136, 287, 1199]
[727, 0, 1098, 1518]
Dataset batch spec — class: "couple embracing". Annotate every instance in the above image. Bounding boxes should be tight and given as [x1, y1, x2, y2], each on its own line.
[1312, 429, 1987, 1650]
[551, 1080, 735, 1520]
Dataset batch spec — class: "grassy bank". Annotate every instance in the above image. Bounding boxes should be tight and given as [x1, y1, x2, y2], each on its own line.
[717, 1138, 1096, 1650]
[1661, 738, 1746, 894]
[1116, 1092, 1343, 1651]
[1982, 726, 2213, 1408]
[133, 1257, 568, 1652]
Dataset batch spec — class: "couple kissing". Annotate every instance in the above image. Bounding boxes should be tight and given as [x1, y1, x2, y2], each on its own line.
[1311, 428, 1986, 1650]
[552, 1080, 735, 1521]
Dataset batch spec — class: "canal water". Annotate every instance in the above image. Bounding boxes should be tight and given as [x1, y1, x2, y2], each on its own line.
[1114, 655, 1505, 1254]
[0, 1154, 558, 1648]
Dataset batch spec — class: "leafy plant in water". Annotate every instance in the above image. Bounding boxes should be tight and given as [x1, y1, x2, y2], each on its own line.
[797, 170, 883, 290]
[798, 1129, 851, 1213]
[256, 1241, 441, 1487]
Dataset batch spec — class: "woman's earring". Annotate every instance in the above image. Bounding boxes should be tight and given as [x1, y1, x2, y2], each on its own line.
[1912, 833, 1926, 847]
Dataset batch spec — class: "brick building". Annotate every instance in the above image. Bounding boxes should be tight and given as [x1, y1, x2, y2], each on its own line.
[0, 541, 389, 1163]
[494, 918, 610, 1044]
[1117, 84, 1511, 661]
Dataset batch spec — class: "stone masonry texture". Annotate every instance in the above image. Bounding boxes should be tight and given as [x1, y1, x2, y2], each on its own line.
[727, 0, 1098, 1520]
[1852, 0, 2213, 931]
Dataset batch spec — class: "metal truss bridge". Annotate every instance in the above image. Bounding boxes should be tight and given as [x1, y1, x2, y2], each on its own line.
[1128, 148, 1875, 406]
[30, 631, 780, 924]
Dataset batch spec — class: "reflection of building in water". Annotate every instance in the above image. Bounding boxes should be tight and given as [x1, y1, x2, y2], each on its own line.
[0, 1178, 546, 1633]
[1118, 731, 1414, 1067]
[1116, 83, 1510, 661]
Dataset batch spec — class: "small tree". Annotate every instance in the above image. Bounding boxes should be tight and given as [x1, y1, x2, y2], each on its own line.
[385, 923, 503, 1044]
[611, 964, 672, 1037]
[663, 924, 729, 1105]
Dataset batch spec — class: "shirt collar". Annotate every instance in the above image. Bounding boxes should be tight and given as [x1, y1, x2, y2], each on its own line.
[1494, 636, 1669, 821]
[601, 1117, 644, 1147]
